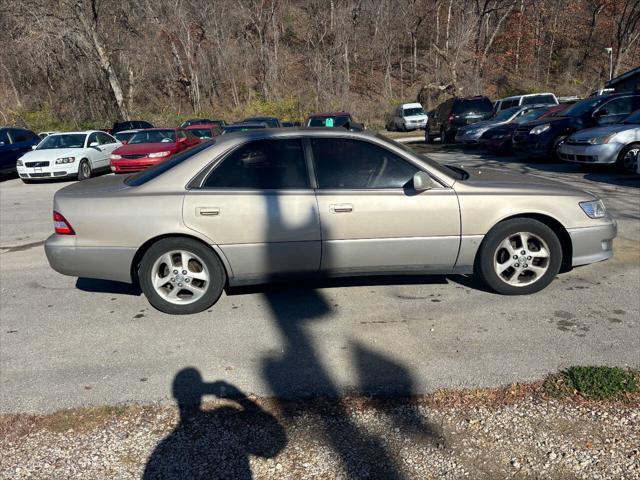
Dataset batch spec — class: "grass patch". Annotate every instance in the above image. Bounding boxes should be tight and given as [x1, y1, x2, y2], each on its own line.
[544, 366, 638, 401]
[40, 405, 130, 433]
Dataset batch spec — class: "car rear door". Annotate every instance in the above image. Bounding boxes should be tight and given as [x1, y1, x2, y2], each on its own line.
[310, 137, 460, 274]
[182, 137, 321, 281]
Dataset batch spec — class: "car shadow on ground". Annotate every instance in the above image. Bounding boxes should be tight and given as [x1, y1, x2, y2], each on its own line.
[75, 277, 141, 295]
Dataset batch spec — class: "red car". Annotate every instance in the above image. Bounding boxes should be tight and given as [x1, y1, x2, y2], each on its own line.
[110, 128, 200, 173]
[185, 124, 222, 140]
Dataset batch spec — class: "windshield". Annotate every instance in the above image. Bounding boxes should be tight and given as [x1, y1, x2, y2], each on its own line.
[375, 133, 466, 181]
[562, 97, 607, 117]
[37, 134, 86, 150]
[245, 117, 279, 128]
[521, 94, 557, 106]
[308, 115, 351, 127]
[403, 107, 425, 116]
[223, 124, 265, 134]
[620, 110, 640, 124]
[453, 98, 493, 114]
[515, 108, 548, 124]
[114, 131, 137, 143]
[128, 130, 176, 144]
[189, 128, 218, 138]
[492, 107, 520, 121]
[125, 141, 214, 186]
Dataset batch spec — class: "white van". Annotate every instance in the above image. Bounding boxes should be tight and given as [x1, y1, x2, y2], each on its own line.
[387, 103, 428, 131]
[493, 93, 558, 112]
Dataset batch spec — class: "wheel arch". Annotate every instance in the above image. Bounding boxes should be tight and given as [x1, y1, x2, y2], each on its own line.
[476, 213, 573, 272]
[130, 233, 232, 286]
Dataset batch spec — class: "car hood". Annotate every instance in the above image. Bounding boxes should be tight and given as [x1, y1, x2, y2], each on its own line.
[458, 166, 590, 197]
[21, 148, 83, 161]
[569, 124, 638, 140]
[519, 116, 574, 129]
[405, 114, 428, 119]
[113, 142, 178, 155]
[460, 119, 505, 132]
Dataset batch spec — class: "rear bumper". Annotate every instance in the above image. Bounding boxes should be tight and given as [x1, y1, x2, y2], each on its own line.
[568, 219, 617, 267]
[45, 234, 136, 283]
[557, 143, 620, 164]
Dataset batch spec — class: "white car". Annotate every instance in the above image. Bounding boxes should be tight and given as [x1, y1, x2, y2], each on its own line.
[493, 93, 558, 112]
[387, 103, 428, 131]
[17, 130, 120, 182]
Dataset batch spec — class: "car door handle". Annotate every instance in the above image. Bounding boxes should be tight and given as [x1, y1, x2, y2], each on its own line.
[330, 203, 353, 213]
[197, 207, 220, 216]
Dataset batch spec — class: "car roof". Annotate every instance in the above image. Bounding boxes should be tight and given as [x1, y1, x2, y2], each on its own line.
[48, 130, 102, 135]
[115, 129, 141, 134]
[244, 116, 278, 120]
[401, 103, 423, 108]
[185, 124, 215, 129]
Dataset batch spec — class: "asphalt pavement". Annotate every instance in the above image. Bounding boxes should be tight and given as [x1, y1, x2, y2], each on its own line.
[1, 144, 639, 413]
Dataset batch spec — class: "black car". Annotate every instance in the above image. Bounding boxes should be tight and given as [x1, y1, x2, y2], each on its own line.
[0, 127, 40, 174]
[180, 119, 226, 128]
[242, 116, 281, 128]
[112, 120, 153, 134]
[425, 96, 494, 143]
[512, 93, 640, 158]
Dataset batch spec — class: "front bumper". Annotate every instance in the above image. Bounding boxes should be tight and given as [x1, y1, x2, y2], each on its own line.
[110, 157, 165, 173]
[568, 218, 617, 267]
[45, 234, 136, 283]
[557, 143, 620, 165]
[17, 163, 76, 180]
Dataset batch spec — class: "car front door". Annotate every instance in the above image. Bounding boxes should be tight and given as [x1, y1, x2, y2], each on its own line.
[311, 137, 460, 274]
[182, 137, 321, 281]
[95, 132, 119, 168]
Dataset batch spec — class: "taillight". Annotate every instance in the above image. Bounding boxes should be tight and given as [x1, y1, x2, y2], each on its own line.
[53, 211, 75, 235]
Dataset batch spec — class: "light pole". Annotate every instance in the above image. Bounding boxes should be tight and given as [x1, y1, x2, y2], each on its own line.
[605, 47, 613, 81]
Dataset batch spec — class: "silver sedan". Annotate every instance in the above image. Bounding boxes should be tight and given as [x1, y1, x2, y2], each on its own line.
[45, 129, 617, 314]
[557, 109, 640, 172]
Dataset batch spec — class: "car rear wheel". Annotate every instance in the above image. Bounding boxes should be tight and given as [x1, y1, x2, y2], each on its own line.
[440, 126, 448, 144]
[617, 143, 639, 173]
[477, 218, 562, 295]
[77, 159, 91, 181]
[139, 237, 226, 314]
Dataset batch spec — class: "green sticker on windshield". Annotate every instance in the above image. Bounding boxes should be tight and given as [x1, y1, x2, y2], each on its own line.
[325, 118, 334, 127]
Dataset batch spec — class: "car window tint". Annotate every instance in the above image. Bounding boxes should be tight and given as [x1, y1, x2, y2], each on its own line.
[602, 97, 632, 115]
[311, 138, 417, 189]
[97, 132, 114, 144]
[203, 139, 308, 189]
[87, 133, 98, 146]
[522, 94, 556, 105]
[11, 129, 30, 143]
[0, 130, 10, 144]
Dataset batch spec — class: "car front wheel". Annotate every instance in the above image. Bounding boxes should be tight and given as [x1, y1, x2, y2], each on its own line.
[477, 218, 562, 295]
[617, 143, 639, 173]
[77, 159, 92, 181]
[139, 237, 226, 314]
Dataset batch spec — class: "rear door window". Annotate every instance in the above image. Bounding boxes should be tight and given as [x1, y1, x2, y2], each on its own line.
[311, 138, 417, 189]
[203, 139, 309, 189]
[454, 98, 494, 114]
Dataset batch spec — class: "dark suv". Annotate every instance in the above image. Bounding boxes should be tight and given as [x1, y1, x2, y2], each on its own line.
[425, 96, 494, 143]
[512, 93, 640, 158]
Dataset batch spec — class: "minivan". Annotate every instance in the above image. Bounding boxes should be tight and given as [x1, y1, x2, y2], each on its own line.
[425, 96, 494, 143]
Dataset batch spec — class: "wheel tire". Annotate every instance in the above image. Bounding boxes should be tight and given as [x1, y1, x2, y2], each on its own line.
[440, 127, 448, 144]
[77, 159, 92, 181]
[139, 237, 226, 315]
[477, 218, 562, 295]
[550, 135, 567, 162]
[617, 143, 640, 174]
[424, 128, 432, 144]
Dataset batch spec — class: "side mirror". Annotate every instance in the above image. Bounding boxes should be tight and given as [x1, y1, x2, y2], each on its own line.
[31, 145, 37, 150]
[412, 171, 436, 191]
[89, 141, 99, 147]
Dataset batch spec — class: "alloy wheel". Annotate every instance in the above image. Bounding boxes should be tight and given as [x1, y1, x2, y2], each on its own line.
[622, 147, 639, 173]
[151, 250, 210, 305]
[493, 231, 550, 287]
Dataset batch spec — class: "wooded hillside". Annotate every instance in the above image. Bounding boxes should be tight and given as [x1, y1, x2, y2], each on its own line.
[1, 0, 639, 129]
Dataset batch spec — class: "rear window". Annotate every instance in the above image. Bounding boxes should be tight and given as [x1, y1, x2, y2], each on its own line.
[308, 115, 351, 127]
[521, 94, 557, 106]
[453, 98, 493, 114]
[125, 141, 214, 186]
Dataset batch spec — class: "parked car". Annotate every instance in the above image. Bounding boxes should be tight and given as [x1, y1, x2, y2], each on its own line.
[242, 116, 281, 128]
[0, 127, 41, 174]
[425, 96, 494, 143]
[493, 93, 558, 112]
[386, 103, 428, 131]
[281, 121, 301, 127]
[45, 129, 615, 314]
[38, 131, 60, 139]
[221, 122, 268, 134]
[16, 130, 120, 182]
[305, 112, 365, 131]
[479, 105, 567, 153]
[455, 105, 546, 145]
[185, 124, 222, 139]
[557, 109, 640, 172]
[110, 128, 200, 173]
[512, 93, 640, 159]
[111, 120, 153, 135]
[114, 129, 142, 144]
[180, 119, 226, 128]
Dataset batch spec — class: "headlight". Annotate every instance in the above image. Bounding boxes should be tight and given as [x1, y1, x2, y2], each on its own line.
[585, 133, 616, 145]
[148, 151, 171, 158]
[579, 199, 606, 219]
[530, 124, 551, 135]
[16, 159, 23, 167]
[110, 154, 122, 160]
[55, 157, 75, 164]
